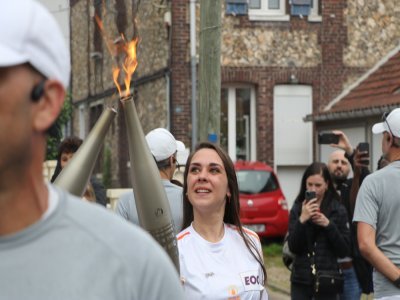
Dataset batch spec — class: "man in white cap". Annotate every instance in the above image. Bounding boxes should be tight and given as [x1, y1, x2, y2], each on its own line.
[0, 1, 184, 299]
[117, 128, 185, 231]
[354, 108, 400, 299]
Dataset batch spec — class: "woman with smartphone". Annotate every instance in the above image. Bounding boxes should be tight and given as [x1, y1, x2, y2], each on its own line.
[287, 162, 350, 300]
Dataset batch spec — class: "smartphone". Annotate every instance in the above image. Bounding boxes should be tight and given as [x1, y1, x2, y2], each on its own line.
[357, 142, 370, 165]
[305, 191, 316, 201]
[318, 133, 340, 144]
[357, 142, 369, 154]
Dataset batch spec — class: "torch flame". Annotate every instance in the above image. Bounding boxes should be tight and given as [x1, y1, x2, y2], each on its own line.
[120, 35, 139, 95]
[95, 14, 139, 97]
[112, 67, 121, 95]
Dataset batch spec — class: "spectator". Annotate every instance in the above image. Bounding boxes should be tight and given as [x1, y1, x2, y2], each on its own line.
[50, 136, 107, 206]
[177, 142, 268, 299]
[354, 108, 400, 298]
[327, 131, 373, 298]
[0, 1, 184, 299]
[116, 128, 185, 231]
[288, 162, 350, 299]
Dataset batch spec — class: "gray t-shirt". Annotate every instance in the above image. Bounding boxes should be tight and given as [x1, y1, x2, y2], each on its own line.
[353, 161, 400, 298]
[0, 186, 184, 300]
[116, 179, 183, 231]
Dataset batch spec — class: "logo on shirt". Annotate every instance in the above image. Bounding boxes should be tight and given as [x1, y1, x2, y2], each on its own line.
[240, 270, 263, 292]
[227, 285, 240, 300]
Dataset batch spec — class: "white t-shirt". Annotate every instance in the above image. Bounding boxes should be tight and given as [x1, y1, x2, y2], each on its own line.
[177, 223, 268, 300]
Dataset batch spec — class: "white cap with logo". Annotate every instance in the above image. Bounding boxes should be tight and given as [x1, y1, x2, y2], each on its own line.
[145, 128, 185, 162]
[372, 108, 400, 138]
[0, 0, 70, 88]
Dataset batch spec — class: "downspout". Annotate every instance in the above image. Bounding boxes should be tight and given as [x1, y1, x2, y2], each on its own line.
[165, 5, 172, 130]
[190, 0, 197, 148]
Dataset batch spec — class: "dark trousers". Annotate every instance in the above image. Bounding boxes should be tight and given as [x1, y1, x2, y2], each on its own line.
[291, 282, 339, 300]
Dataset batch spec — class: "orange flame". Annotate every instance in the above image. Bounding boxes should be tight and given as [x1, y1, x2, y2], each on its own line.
[95, 14, 139, 97]
[120, 35, 139, 95]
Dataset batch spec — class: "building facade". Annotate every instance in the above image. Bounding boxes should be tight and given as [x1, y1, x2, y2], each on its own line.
[68, 0, 400, 204]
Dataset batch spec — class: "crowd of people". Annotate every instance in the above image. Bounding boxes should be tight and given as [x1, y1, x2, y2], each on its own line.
[2, 1, 400, 300]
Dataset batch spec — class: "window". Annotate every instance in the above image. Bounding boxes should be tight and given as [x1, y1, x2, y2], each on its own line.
[308, 0, 321, 22]
[248, 0, 289, 21]
[221, 86, 256, 161]
[236, 170, 279, 194]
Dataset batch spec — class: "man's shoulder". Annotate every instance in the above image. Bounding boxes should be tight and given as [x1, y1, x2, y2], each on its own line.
[163, 180, 183, 190]
[62, 192, 148, 248]
[118, 190, 134, 202]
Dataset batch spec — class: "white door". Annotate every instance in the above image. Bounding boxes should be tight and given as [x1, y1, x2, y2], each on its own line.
[274, 85, 313, 208]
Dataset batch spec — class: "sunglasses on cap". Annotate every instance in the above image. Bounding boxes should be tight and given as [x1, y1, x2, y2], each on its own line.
[382, 112, 395, 137]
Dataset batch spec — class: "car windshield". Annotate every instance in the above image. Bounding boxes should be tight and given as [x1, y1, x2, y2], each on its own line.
[236, 170, 278, 194]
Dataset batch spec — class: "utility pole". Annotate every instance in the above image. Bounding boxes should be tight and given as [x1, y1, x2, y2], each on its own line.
[198, 0, 221, 144]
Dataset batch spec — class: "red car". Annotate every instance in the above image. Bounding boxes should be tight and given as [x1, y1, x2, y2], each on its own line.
[234, 161, 289, 239]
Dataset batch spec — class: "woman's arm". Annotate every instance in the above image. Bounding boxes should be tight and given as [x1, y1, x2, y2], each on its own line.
[323, 205, 351, 257]
[287, 202, 309, 254]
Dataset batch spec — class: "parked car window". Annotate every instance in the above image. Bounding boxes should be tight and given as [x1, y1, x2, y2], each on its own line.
[236, 170, 278, 194]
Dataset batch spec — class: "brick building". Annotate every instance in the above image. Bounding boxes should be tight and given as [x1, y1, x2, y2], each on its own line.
[68, 0, 400, 203]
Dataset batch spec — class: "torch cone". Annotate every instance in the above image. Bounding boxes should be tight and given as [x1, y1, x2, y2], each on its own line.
[54, 107, 117, 197]
[121, 96, 180, 271]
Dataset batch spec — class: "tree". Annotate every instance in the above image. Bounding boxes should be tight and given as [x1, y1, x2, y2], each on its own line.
[46, 94, 73, 160]
[102, 145, 112, 189]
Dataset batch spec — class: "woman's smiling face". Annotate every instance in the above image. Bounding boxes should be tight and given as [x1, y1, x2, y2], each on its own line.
[186, 148, 230, 215]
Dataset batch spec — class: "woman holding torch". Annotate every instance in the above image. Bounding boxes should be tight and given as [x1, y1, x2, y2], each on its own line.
[177, 142, 268, 299]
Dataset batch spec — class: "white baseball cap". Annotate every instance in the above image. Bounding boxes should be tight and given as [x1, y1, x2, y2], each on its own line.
[372, 108, 400, 138]
[0, 0, 70, 88]
[145, 128, 185, 162]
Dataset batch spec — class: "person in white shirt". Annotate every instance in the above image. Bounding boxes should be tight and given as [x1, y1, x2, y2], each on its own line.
[116, 128, 185, 231]
[177, 141, 268, 300]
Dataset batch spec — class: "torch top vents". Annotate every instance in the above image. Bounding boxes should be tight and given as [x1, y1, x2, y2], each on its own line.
[0, 0, 70, 88]
[146, 128, 185, 162]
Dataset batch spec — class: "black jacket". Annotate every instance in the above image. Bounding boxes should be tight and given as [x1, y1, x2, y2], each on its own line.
[288, 198, 351, 286]
[339, 153, 373, 294]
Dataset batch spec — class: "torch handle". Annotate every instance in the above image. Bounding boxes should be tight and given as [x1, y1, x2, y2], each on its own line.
[149, 223, 180, 271]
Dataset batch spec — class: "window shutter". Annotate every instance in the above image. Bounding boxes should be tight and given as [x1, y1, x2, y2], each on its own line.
[226, 0, 248, 15]
[290, 0, 311, 16]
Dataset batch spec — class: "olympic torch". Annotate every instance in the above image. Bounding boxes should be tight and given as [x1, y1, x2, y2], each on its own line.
[121, 95, 179, 271]
[94, 16, 179, 271]
[54, 107, 117, 197]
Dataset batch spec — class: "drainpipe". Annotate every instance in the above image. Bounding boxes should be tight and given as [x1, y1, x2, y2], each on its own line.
[190, 0, 197, 148]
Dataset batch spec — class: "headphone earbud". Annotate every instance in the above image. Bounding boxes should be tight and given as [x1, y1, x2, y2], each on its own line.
[31, 80, 46, 102]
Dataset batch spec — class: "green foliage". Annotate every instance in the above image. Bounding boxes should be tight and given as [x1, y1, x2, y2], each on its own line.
[262, 243, 283, 257]
[46, 94, 73, 160]
[102, 145, 112, 189]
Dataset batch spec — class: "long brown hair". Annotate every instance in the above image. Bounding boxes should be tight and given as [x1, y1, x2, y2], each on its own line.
[182, 142, 267, 285]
